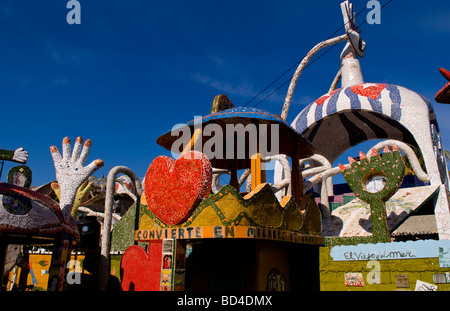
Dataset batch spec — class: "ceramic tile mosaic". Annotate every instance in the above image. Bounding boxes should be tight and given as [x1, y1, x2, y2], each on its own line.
[144, 150, 212, 225]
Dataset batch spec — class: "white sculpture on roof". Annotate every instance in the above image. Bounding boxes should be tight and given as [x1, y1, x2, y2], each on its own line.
[275, 0, 450, 239]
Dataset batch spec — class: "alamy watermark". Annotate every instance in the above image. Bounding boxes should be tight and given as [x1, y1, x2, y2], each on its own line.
[66, 259, 82, 285]
[366, 0, 381, 25]
[66, 0, 81, 25]
[66, 1, 381, 26]
[170, 116, 280, 162]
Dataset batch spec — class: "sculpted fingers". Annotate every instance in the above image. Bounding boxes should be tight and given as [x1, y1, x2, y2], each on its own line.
[78, 139, 92, 165]
[50, 145, 62, 164]
[71, 136, 83, 162]
[52, 136, 103, 183]
[13, 147, 28, 163]
[84, 159, 104, 177]
[62, 137, 72, 160]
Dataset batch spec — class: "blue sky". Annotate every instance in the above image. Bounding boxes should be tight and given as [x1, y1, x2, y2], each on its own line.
[0, 0, 449, 187]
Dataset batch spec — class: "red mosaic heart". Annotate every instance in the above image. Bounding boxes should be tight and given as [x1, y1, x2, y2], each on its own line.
[314, 88, 341, 105]
[120, 243, 162, 291]
[144, 151, 212, 225]
[350, 83, 386, 100]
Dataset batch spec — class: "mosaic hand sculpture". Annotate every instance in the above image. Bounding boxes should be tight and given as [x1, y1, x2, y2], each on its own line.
[339, 145, 405, 243]
[0, 137, 103, 240]
[50, 137, 104, 219]
[0, 147, 28, 164]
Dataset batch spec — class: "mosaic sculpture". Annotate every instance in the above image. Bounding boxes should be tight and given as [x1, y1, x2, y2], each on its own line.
[210, 94, 235, 113]
[120, 240, 162, 291]
[115, 175, 135, 196]
[0, 136, 103, 238]
[0, 136, 103, 290]
[119, 0, 450, 292]
[120, 94, 322, 290]
[0, 147, 28, 164]
[435, 68, 450, 104]
[2, 165, 33, 283]
[329, 145, 406, 245]
[144, 150, 213, 225]
[50, 137, 104, 219]
[157, 105, 315, 205]
[138, 183, 321, 234]
[100, 165, 142, 291]
[51, 180, 93, 218]
[7, 165, 32, 188]
[276, 0, 450, 239]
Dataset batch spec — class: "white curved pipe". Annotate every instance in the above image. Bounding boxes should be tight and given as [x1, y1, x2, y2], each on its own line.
[99, 166, 142, 291]
[281, 34, 348, 121]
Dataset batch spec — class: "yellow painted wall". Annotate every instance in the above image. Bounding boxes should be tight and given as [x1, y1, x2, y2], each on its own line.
[7, 253, 94, 291]
[320, 247, 450, 291]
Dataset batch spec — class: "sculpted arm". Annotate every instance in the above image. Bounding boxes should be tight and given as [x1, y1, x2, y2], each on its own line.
[0, 148, 28, 163]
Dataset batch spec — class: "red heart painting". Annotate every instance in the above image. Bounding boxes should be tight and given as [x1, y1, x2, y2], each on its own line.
[120, 242, 162, 291]
[350, 83, 386, 100]
[144, 151, 212, 225]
